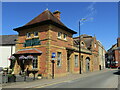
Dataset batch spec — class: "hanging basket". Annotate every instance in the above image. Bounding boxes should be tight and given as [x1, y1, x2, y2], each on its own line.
[19, 55, 27, 60]
[9, 56, 16, 60]
[26, 55, 34, 60]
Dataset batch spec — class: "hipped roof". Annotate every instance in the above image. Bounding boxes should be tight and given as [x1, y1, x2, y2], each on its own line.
[14, 48, 42, 55]
[0, 35, 18, 45]
[14, 10, 77, 34]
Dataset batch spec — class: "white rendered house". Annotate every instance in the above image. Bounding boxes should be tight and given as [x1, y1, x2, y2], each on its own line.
[0, 35, 17, 68]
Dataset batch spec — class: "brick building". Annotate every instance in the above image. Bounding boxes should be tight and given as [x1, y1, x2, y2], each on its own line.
[11, 10, 104, 78]
[106, 38, 120, 68]
[73, 34, 100, 73]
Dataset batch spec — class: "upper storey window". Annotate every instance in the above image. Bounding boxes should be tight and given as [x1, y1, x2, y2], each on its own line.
[94, 43, 96, 48]
[26, 33, 31, 38]
[34, 32, 38, 37]
[81, 42, 84, 46]
[58, 32, 62, 38]
[63, 34, 67, 40]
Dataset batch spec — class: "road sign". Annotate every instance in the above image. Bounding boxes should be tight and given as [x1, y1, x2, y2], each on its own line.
[52, 52, 56, 58]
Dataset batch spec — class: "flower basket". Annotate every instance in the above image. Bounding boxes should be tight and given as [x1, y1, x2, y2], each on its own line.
[26, 55, 34, 60]
[19, 55, 27, 60]
[9, 56, 16, 60]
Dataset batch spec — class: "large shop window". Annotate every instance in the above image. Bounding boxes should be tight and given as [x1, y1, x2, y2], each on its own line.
[74, 55, 78, 67]
[24, 38, 40, 47]
[57, 52, 62, 66]
[32, 56, 38, 69]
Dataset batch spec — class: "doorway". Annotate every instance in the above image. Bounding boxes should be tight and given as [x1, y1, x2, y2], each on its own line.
[86, 57, 90, 72]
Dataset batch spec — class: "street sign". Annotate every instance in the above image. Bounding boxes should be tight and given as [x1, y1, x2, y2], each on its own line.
[52, 58, 56, 60]
[52, 52, 56, 58]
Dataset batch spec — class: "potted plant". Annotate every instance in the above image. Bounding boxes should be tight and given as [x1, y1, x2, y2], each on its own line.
[7, 74, 16, 82]
[37, 74, 42, 79]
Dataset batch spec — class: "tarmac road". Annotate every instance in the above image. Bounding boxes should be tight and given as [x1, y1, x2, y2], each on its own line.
[41, 69, 118, 88]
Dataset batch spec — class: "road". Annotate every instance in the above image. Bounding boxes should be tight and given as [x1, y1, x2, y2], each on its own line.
[40, 69, 118, 88]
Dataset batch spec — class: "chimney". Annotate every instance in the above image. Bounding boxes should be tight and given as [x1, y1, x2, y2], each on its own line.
[117, 38, 120, 47]
[53, 10, 61, 20]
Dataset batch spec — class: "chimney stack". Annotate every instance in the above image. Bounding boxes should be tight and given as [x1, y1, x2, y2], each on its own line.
[53, 10, 61, 20]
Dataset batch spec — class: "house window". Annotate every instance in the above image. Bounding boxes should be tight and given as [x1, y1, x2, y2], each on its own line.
[24, 38, 40, 47]
[63, 34, 67, 40]
[32, 56, 38, 69]
[57, 52, 62, 66]
[94, 43, 96, 48]
[74, 55, 78, 67]
[34, 32, 38, 37]
[81, 42, 84, 46]
[26, 33, 31, 38]
[58, 32, 62, 38]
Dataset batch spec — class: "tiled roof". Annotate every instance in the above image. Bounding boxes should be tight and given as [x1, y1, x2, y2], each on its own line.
[73, 35, 93, 49]
[25, 10, 66, 27]
[14, 10, 77, 34]
[0, 35, 18, 45]
[14, 48, 42, 55]
[83, 38, 93, 48]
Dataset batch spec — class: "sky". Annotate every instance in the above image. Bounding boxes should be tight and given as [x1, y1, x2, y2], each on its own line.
[2, 2, 118, 50]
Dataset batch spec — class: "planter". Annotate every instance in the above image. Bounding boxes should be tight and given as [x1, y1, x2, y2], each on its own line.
[8, 74, 16, 82]
[37, 76, 42, 79]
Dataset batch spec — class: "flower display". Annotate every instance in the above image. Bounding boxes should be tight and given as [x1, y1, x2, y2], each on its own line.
[9, 56, 16, 60]
[19, 55, 27, 60]
[26, 55, 34, 60]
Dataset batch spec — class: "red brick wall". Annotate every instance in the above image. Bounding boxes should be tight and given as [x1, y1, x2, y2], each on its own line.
[115, 50, 120, 67]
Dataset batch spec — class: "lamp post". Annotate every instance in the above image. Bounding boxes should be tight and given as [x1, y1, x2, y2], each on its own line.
[51, 52, 56, 79]
[79, 19, 86, 74]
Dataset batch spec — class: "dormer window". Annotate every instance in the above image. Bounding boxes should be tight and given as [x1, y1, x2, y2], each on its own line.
[63, 34, 67, 40]
[81, 42, 84, 46]
[58, 32, 62, 38]
[34, 32, 38, 37]
[26, 33, 31, 38]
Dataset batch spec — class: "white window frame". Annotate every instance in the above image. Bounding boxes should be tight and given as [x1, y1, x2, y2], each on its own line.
[32, 56, 38, 69]
[57, 52, 62, 66]
[81, 42, 84, 46]
[94, 43, 96, 48]
[34, 32, 38, 37]
[74, 55, 78, 67]
[63, 34, 67, 40]
[26, 33, 31, 38]
[58, 32, 62, 39]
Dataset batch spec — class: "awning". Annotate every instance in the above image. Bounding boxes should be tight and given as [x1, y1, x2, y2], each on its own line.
[13, 48, 42, 55]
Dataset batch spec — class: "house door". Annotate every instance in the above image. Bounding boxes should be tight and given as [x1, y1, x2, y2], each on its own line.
[67, 50, 73, 72]
[86, 57, 90, 72]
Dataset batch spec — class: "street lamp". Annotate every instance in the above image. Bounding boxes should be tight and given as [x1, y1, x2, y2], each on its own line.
[79, 19, 86, 74]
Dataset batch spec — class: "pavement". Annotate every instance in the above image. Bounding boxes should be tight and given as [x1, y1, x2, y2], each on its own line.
[1, 68, 119, 89]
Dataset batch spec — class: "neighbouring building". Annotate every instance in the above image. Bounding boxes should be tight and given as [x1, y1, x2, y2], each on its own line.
[97, 40, 106, 70]
[0, 35, 18, 68]
[105, 39, 120, 68]
[73, 34, 100, 73]
[10, 10, 105, 78]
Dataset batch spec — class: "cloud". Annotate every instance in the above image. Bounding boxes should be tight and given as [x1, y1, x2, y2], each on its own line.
[80, 2, 97, 25]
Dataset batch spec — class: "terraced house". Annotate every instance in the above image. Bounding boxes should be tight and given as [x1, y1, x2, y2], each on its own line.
[11, 10, 104, 78]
